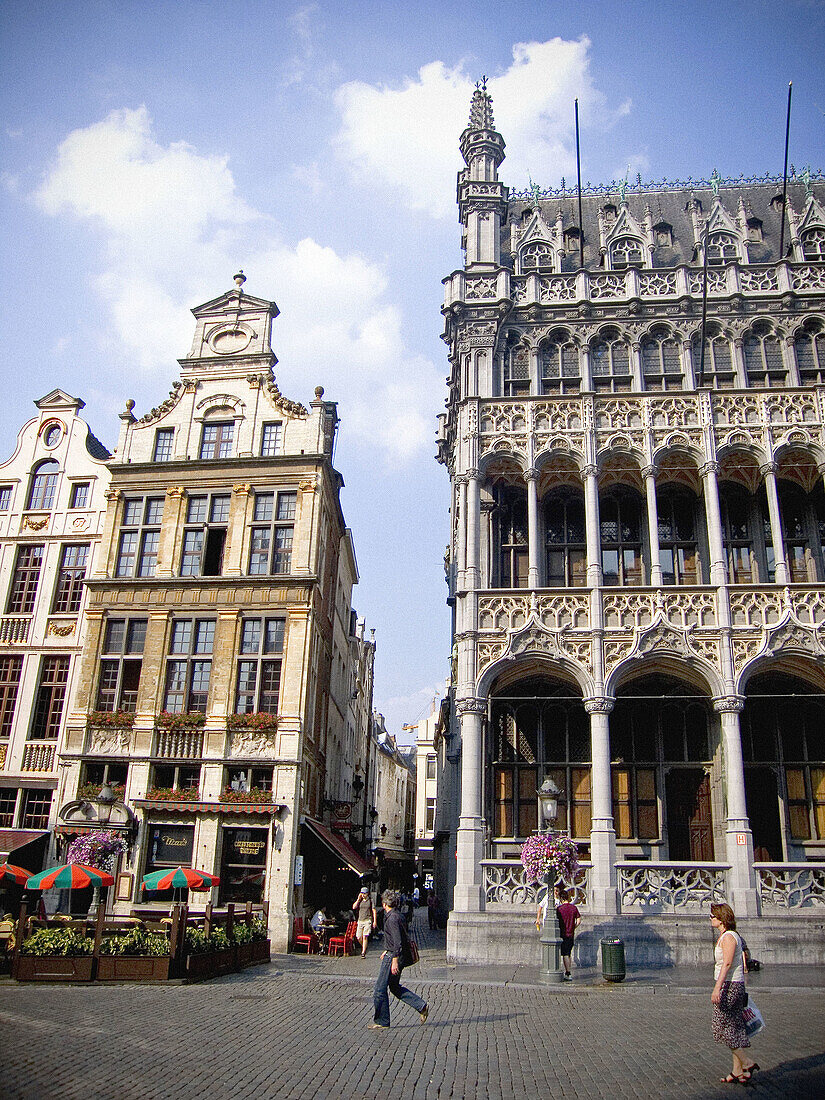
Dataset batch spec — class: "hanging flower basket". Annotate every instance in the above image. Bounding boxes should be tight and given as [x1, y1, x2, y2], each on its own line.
[78, 782, 126, 803]
[86, 710, 134, 729]
[66, 830, 129, 872]
[155, 711, 206, 731]
[227, 713, 278, 733]
[520, 833, 580, 884]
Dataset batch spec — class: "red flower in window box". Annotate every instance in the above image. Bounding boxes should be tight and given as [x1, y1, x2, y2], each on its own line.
[226, 713, 278, 733]
[87, 710, 134, 729]
[155, 711, 206, 731]
[144, 787, 201, 802]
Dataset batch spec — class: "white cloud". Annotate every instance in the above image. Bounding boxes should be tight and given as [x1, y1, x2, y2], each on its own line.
[33, 107, 438, 461]
[334, 37, 635, 217]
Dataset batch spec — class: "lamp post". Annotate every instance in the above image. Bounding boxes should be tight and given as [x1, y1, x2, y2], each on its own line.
[537, 777, 565, 985]
[86, 783, 116, 919]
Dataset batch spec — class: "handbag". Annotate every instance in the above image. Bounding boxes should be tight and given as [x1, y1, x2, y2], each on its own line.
[402, 938, 420, 966]
[742, 1000, 765, 1038]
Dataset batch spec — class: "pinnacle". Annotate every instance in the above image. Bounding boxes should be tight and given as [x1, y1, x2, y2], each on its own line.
[468, 75, 496, 131]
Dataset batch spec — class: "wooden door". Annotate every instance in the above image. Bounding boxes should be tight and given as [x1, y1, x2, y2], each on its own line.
[666, 769, 713, 861]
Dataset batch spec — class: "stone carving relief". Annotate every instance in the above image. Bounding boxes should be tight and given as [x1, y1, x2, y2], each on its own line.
[88, 727, 131, 755]
[230, 728, 278, 759]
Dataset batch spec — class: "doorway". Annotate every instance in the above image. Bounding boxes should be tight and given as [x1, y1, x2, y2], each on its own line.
[666, 769, 713, 860]
[745, 767, 782, 861]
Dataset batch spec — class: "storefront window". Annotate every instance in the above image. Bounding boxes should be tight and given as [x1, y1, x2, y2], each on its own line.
[143, 823, 195, 902]
[219, 827, 268, 905]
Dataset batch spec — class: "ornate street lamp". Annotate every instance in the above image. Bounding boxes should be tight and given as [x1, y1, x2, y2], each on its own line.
[86, 782, 117, 918]
[536, 776, 565, 984]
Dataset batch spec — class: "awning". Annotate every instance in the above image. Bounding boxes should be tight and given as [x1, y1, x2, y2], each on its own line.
[0, 829, 49, 859]
[133, 800, 285, 815]
[303, 818, 372, 876]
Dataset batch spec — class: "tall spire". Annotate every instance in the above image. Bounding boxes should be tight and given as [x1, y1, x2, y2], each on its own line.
[468, 76, 495, 131]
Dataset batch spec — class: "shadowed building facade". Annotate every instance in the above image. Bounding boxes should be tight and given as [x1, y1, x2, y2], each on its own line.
[438, 84, 825, 964]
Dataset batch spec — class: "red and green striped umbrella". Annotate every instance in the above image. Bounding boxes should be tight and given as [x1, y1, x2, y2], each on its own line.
[141, 866, 220, 892]
[0, 863, 32, 885]
[26, 863, 115, 891]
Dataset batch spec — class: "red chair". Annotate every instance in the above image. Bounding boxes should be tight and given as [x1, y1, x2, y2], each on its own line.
[327, 920, 357, 957]
[293, 917, 319, 954]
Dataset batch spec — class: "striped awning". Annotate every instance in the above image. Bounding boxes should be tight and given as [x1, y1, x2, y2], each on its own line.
[133, 800, 284, 815]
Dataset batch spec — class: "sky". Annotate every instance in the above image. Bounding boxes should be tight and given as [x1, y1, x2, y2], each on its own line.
[1, 0, 824, 740]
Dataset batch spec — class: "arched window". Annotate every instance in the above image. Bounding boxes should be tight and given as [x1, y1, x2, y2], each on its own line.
[26, 460, 59, 511]
[600, 487, 644, 586]
[794, 319, 825, 384]
[590, 327, 631, 392]
[503, 345, 530, 397]
[706, 232, 738, 266]
[520, 241, 554, 273]
[719, 482, 774, 583]
[801, 227, 825, 261]
[657, 485, 700, 584]
[692, 323, 735, 389]
[743, 321, 786, 388]
[539, 332, 579, 394]
[493, 483, 528, 588]
[543, 488, 586, 587]
[609, 236, 644, 270]
[641, 325, 682, 391]
[779, 482, 825, 583]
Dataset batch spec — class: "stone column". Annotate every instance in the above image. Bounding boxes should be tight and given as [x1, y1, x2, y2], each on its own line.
[761, 462, 789, 585]
[466, 468, 480, 590]
[584, 697, 619, 914]
[643, 465, 663, 587]
[157, 486, 187, 579]
[224, 484, 253, 575]
[583, 464, 602, 587]
[453, 696, 486, 912]
[455, 476, 468, 591]
[714, 696, 760, 917]
[526, 467, 540, 589]
[701, 461, 727, 587]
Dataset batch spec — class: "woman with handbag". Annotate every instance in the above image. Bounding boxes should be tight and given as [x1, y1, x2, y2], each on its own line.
[710, 903, 760, 1084]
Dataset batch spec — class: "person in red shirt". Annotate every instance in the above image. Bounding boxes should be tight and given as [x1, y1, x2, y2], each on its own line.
[556, 887, 581, 981]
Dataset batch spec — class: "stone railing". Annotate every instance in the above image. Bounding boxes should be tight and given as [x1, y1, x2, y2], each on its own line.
[755, 863, 825, 908]
[21, 742, 56, 772]
[481, 859, 590, 909]
[0, 616, 30, 645]
[153, 728, 204, 759]
[617, 861, 729, 911]
[446, 261, 825, 311]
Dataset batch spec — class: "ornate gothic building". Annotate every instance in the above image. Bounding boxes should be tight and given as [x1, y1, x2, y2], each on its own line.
[438, 84, 825, 964]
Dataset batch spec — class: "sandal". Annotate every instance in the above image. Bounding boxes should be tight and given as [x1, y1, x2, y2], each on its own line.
[721, 1073, 748, 1084]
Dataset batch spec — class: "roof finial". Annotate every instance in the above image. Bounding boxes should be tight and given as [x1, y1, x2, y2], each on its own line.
[528, 174, 542, 212]
[234, 270, 246, 290]
[468, 75, 495, 130]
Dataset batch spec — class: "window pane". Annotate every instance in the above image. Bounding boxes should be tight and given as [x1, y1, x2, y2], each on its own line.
[241, 619, 262, 654]
[187, 497, 208, 524]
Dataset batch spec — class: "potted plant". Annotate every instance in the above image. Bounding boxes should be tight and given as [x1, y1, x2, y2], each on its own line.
[156, 711, 206, 730]
[15, 928, 95, 982]
[233, 920, 255, 968]
[86, 710, 134, 729]
[183, 926, 237, 981]
[249, 916, 271, 965]
[97, 927, 171, 981]
[520, 833, 580, 887]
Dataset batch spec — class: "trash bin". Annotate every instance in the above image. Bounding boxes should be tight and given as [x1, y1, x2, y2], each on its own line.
[600, 938, 626, 982]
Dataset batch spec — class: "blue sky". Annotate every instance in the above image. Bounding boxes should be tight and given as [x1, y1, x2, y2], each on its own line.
[1, 1, 824, 739]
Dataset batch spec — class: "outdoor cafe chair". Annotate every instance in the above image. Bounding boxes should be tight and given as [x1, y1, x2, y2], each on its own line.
[292, 917, 319, 954]
[327, 920, 357, 957]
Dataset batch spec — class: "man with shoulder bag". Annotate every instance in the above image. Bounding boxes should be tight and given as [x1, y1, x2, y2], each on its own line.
[368, 890, 429, 1030]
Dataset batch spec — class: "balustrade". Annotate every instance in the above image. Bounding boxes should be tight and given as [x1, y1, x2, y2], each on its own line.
[617, 862, 729, 911]
[154, 728, 204, 759]
[0, 617, 30, 644]
[756, 863, 825, 908]
[21, 743, 56, 772]
[481, 859, 590, 909]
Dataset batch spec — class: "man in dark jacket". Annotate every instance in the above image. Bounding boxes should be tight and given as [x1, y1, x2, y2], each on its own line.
[369, 889, 429, 1029]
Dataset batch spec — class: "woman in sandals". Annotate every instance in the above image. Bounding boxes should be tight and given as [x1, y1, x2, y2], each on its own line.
[710, 903, 760, 1084]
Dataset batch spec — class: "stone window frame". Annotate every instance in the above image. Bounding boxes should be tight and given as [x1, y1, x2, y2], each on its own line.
[163, 618, 215, 714]
[29, 655, 70, 741]
[6, 544, 44, 614]
[180, 492, 231, 577]
[51, 542, 90, 615]
[0, 655, 23, 739]
[234, 616, 286, 715]
[539, 330, 581, 395]
[641, 324, 683, 392]
[590, 327, 632, 392]
[26, 459, 59, 511]
[248, 490, 297, 576]
[608, 235, 645, 270]
[116, 496, 164, 578]
[153, 427, 175, 462]
[95, 617, 147, 713]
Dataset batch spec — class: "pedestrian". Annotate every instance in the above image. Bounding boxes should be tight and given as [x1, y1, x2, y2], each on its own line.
[552, 887, 580, 980]
[535, 883, 561, 931]
[710, 902, 760, 1085]
[427, 890, 439, 930]
[353, 886, 376, 958]
[369, 889, 429, 1030]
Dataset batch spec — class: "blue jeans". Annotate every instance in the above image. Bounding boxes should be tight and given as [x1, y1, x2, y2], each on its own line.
[372, 953, 426, 1026]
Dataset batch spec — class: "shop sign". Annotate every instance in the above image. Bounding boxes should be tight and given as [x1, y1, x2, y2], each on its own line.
[294, 855, 303, 884]
[149, 824, 194, 865]
[223, 828, 268, 865]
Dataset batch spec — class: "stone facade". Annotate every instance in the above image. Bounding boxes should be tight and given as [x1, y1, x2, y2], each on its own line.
[53, 276, 373, 951]
[438, 84, 825, 963]
[0, 392, 110, 863]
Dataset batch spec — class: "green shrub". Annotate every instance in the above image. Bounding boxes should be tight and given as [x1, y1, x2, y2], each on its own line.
[251, 917, 268, 942]
[184, 927, 211, 955]
[99, 928, 169, 957]
[20, 929, 93, 957]
[232, 921, 253, 944]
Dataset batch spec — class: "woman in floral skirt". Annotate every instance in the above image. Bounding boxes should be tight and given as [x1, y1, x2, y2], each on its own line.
[710, 903, 760, 1084]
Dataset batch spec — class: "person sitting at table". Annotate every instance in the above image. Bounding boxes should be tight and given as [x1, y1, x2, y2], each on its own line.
[310, 906, 327, 934]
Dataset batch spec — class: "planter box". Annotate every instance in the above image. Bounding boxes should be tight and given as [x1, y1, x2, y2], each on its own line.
[15, 956, 94, 982]
[96, 956, 171, 981]
[185, 947, 237, 981]
[236, 942, 254, 968]
[250, 939, 271, 965]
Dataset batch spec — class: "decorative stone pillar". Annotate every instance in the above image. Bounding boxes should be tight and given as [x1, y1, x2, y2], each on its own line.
[583, 464, 602, 587]
[466, 468, 480, 591]
[701, 461, 727, 587]
[580, 344, 593, 392]
[584, 697, 619, 914]
[713, 696, 760, 917]
[760, 462, 789, 585]
[643, 465, 663, 587]
[158, 486, 187, 579]
[526, 467, 540, 589]
[453, 696, 487, 912]
[454, 475, 468, 591]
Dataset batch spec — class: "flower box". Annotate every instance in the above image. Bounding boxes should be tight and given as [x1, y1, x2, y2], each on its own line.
[185, 947, 237, 981]
[156, 711, 206, 731]
[86, 710, 134, 729]
[227, 712, 278, 732]
[14, 956, 95, 982]
[236, 942, 254, 968]
[220, 787, 274, 804]
[144, 787, 202, 802]
[249, 939, 271, 965]
[96, 956, 171, 981]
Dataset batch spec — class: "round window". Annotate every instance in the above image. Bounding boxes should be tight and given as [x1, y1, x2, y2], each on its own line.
[44, 424, 62, 448]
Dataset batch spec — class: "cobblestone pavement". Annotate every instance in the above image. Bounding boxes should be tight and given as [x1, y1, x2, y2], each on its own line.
[1, 911, 823, 1100]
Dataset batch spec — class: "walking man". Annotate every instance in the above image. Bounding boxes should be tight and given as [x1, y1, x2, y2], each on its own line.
[353, 886, 376, 958]
[369, 889, 429, 1029]
[556, 887, 581, 981]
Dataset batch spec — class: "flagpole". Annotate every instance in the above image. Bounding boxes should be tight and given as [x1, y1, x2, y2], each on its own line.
[575, 99, 584, 268]
[698, 222, 710, 387]
[779, 82, 793, 260]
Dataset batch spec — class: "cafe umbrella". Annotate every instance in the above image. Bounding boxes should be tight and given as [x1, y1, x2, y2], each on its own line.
[0, 863, 32, 885]
[141, 866, 220, 898]
[26, 863, 115, 890]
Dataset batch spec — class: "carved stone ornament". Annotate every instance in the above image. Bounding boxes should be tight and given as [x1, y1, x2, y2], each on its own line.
[584, 697, 615, 715]
[634, 614, 692, 659]
[71, 516, 90, 531]
[764, 615, 824, 658]
[713, 695, 745, 714]
[230, 728, 278, 759]
[506, 613, 564, 661]
[21, 514, 49, 531]
[456, 697, 487, 716]
[137, 380, 185, 424]
[88, 727, 131, 754]
[47, 621, 75, 638]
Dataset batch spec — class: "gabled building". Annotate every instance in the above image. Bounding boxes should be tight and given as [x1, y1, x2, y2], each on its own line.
[54, 275, 372, 949]
[438, 83, 825, 964]
[413, 693, 457, 906]
[0, 391, 110, 872]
